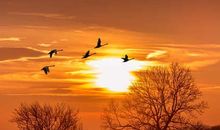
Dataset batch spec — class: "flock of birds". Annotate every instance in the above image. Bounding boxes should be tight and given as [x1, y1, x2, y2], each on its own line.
[41, 38, 134, 75]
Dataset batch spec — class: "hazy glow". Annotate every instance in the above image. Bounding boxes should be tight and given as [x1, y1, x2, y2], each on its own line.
[87, 58, 147, 92]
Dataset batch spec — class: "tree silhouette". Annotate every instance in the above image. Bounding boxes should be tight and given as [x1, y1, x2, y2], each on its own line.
[102, 63, 207, 130]
[180, 122, 208, 130]
[11, 102, 82, 130]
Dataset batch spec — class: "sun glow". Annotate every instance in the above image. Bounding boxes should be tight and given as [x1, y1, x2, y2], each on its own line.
[87, 58, 148, 92]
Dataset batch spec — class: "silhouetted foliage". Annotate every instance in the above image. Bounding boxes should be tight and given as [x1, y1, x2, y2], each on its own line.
[182, 124, 220, 130]
[102, 63, 207, 130]
[11, 102, 82, 130]
[181, 122, 208, 130]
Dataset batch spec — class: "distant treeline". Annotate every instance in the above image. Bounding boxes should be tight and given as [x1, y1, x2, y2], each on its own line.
[203, 125, 220, 130]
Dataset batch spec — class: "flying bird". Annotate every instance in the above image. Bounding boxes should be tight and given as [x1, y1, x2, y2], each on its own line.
[122, 54, 134, 62]
[41, 65, 55, 75]
[94, 38, 108, 48]
[48, 49, 63, 58]
[82, 50, 96, 59]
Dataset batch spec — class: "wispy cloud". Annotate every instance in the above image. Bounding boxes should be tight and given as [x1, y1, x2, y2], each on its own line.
[0, 37, 20, 42]
[0, 55, 48, 63]
[153, 43, 220, 50]
[22, 25, 50, 29]
[188, 59, 220, 69]
[187, 53, 204, 57]
[9, 12, 75, 20]
[0, 47, 45, 62]
[146, 50, 167, 59]
[38, 43, 51, 47]
[201, 86, 220, 90]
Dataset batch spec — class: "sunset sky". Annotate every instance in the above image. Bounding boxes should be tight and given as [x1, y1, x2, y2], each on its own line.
[1, 0, 220, 129]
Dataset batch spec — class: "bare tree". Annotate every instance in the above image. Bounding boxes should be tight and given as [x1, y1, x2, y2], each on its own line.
[102, 63, 207, 130]
[11, 102, 82, 130]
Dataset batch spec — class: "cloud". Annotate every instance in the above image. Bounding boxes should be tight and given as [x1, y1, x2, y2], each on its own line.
[38, 43, 51, 47]
[146, 50, 167, 59]
[22, 25, 50, 29]
[0, 47, 45, 62]
[9, 12, 75, 20]
[60, 39, 69, 42]
[187, 59, 220, 70]
[0, 37, 20, 42]
[0, 78, 107, 96]
[201, 86, 220, 90]
[187, 53, 205, 57]
[152, 43, 220, 50]
[48, 88, 73, 94]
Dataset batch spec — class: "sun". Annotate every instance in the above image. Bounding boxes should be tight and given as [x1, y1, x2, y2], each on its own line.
[87, 58, 147, 92]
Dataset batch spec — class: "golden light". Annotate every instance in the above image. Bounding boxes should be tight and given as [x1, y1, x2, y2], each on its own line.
[87, 58, 149, 92]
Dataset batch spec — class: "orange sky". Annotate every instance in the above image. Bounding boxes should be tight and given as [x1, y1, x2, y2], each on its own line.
[0, 0, 220, 129]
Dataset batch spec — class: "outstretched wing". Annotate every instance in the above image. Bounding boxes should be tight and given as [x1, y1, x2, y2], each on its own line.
[97, 38, 101, 46]
[85, 50, 90, 56]
[125, 55, 128, 59]
[44, 69, 48, 74]
[47, 67, 50, 72]
[41, 68, 48, 75]
[49, 52, 53, 58]
[54, 50, 58, 54]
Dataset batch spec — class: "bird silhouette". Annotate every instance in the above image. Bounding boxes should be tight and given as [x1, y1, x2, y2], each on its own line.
[122, 54, 134, 62]
[82, 50, 96, 59]
[48, 49, 63, 58]
[41, 65, 55, 75]
[94, 38, 108, 48]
